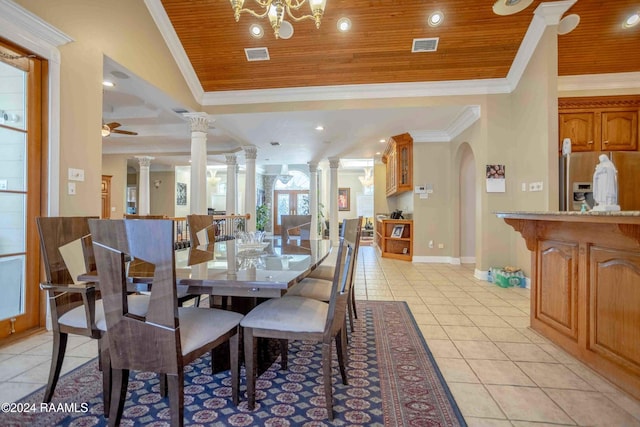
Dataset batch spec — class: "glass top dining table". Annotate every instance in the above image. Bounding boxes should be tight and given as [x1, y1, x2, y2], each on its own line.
[176, 237, 332, 299]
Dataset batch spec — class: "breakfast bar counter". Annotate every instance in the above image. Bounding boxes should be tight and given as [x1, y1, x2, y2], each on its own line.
[497, 211, 640, 400]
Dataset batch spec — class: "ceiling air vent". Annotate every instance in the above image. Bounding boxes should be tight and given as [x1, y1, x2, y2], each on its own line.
[411, 37, 439, 53]
[245, 47, 270, 62]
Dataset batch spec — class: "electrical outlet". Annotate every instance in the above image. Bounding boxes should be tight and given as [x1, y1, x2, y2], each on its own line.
[0, 179, 7, 190]
[529, 182, 543, 192]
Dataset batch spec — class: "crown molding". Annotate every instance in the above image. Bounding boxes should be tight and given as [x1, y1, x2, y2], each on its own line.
[0, 0, 73, 61]
[411, 105, 481, 142]
[558, 72, 640, 92]
[506, 0, 576, 91]
[144, 0, 204, 103]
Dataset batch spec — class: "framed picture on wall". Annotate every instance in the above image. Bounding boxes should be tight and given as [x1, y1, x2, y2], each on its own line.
[338, 187, 350, 211]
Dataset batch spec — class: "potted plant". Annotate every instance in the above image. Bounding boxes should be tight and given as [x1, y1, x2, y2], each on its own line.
[256, 204, 269, 231]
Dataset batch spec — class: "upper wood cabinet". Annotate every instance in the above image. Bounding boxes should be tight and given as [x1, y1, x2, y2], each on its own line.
[382, 132, 413, 196]
[559, 96, 640, 153]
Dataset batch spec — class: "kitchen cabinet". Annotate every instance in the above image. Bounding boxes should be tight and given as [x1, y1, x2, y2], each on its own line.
[375, 218, 413, 261]
[382, 132, 413, 196]
[559, 95, 640, 153]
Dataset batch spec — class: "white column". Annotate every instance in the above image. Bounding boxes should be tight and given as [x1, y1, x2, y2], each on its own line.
[185, 113, 210, 215]
[136, 156, 153, 216]
[225, 154, 238, 214]
[328, 157, 340, 244]
[308, 161, 319, 240]
[243, 146, 258, 232]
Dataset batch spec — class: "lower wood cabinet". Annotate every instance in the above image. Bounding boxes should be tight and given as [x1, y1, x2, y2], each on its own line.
[501, 213, 640, 401]
[375, 219, 413, 261]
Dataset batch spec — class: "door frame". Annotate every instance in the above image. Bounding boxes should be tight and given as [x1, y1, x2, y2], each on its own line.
[273, 190, 309, 235]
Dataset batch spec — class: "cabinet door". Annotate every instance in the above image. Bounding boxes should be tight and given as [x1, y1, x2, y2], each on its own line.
[559, 112, 597, 152]
[601, 110, 638, 151]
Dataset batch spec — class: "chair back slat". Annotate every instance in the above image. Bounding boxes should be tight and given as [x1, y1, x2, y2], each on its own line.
[89, 219, 180, 373]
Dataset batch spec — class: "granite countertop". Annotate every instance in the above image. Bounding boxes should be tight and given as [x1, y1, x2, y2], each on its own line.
[495, 210, 640, 217]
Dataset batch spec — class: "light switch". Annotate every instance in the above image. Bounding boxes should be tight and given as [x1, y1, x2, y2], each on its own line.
[68, 168, 85, 181]
[68, 182, 76, 195]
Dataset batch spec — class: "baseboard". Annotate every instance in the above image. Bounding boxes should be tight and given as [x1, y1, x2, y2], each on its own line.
[460, 256, 475, 264]
[474, 269, 489, 281]
[413, 256, 461, 265]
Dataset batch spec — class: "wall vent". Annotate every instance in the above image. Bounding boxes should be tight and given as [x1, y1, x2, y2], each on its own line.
[411, 38, 439, 53]
[245, 47, 270, 61]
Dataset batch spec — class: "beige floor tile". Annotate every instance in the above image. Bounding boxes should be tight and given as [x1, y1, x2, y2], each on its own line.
[434, 313, 475, 326]
[511, 422, 576, 427]
[421, 297, 452, 305]
[467, 359, 535, 386]
[65, 340, 99, 358]
[465, 417, 513, 427]
[460, 306, 496, 316]
[565, 363, 620, 395]
[411, 312, 439, 325]
[604, 390, 640, 422]
[443, 325, 489, 341]
[425, 339, 462, 358]
[468, 315, 510, 328]
[0, 333, 53, 355]
[448, 383, 505, 419]
[516, 362, 593, 390]
[9, 355, 91, 384]
[518, 328, 549, 344]
[489, 306, 528, 316]
[487, 385, 573, 424]
[434, 357, 480, 383]
[500, 316, 530, 328]
[545, 388, 640, 426]
[454, 341, 508, 360]
[495, 342, 557, 362]
[479, 327, 531, 343]
[535, 344, 582, 365]
[418, 324, 449, 339]
[0, 381, 45, 403]
[428, 304, 463, 314]
[0, 354, 50, 382]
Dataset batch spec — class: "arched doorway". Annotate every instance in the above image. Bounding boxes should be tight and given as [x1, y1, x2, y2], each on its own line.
[459, 144, 476, 264]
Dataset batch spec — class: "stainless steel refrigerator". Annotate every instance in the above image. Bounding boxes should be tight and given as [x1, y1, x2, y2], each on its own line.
[559, 151, 640, 211]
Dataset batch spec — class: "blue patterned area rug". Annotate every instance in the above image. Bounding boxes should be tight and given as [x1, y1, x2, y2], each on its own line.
[3, 301, 465, 426]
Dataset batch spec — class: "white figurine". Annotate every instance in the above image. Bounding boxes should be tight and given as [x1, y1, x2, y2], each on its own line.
[592, 154, 620, 212]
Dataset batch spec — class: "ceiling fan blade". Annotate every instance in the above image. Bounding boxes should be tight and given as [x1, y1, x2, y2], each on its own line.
[105, 122, 122, 130]
[112, 129, 138, 135]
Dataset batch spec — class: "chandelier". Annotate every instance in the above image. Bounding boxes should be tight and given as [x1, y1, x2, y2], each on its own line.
[358, 167, 374, 190]
[229, 0, 327, 39]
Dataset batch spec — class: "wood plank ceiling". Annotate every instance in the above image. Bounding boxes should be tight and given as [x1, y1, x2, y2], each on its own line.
[161, 0, 640, 93]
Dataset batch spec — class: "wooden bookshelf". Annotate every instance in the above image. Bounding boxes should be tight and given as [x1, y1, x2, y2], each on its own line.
[375, 218, 413, 261]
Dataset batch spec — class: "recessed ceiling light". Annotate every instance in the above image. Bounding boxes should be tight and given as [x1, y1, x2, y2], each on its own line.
[379, 139, 386, 143]
[337, 17, 351, 32]
[102, 80, 115, 87]
[315, 125, 324, 131]
[250, 24, 264, 38]
[428, 11, 444, 27]
[375, 152, 381, 155]
[623, 12, 640, 28]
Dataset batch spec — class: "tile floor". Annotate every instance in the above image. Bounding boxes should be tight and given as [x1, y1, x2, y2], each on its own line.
[1, 245, 640, 426]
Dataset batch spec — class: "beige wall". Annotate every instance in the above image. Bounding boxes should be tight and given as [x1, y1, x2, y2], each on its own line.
[149, 171, 176, 217]
[13, 0, 198, 216]
[101, 154, 128, 218]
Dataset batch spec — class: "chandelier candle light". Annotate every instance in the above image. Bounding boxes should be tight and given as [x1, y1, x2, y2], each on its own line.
[229, 0, 327, 39]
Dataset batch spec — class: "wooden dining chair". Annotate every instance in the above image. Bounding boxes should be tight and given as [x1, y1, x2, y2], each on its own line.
[89, 219, 243, 427]
[36, 216, 150, 417]
[280, 214, 312, 240]
[241, 236, 353, 420]
[285, 217, 362, 332]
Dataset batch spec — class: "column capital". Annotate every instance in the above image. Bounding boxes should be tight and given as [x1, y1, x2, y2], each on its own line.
[184, 112, 212, 133]
[308, 161, 318, 173]
[135, 156, 154, 168]
[225, 153, 237, 165]
[243, 145, 258, 160]
[328, 157, 341, 169]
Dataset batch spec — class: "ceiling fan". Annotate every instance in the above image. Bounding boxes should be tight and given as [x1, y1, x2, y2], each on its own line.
[101, 122, 138, 137]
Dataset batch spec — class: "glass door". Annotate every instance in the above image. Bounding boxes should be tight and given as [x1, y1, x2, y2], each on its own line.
[0, 40, 44, 338]
[273, 190, 309, 235]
